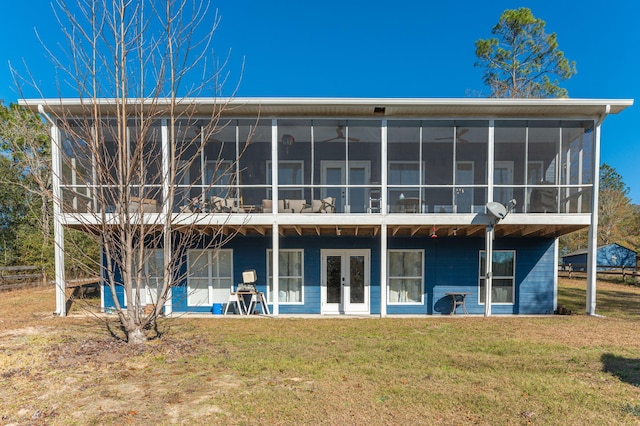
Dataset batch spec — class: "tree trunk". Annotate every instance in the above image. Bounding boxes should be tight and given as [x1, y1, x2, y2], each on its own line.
[127, 326, 147, 345]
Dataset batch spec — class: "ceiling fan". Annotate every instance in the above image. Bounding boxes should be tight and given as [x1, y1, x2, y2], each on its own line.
[321, 126, 360, 142]
[434, 128, 470, 144]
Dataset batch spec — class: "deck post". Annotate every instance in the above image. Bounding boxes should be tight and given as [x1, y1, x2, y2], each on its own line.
[50, 122, 67, 316]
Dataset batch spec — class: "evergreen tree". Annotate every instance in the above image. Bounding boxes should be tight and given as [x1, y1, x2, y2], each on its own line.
[475, 7, 576, 98]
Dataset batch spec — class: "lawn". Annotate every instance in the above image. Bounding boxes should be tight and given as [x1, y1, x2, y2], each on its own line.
[1, 279, 639, 425]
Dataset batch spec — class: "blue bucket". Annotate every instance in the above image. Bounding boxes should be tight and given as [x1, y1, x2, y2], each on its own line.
[212, 303, 223, 315]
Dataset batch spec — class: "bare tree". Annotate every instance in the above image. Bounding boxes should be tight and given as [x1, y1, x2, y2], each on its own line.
[14, 0, 249, 344]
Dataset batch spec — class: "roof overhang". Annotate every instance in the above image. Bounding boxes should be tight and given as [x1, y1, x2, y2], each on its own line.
[19, 97, 633, 119]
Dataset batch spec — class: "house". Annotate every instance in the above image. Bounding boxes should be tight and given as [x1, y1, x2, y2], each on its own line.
[562, 243, 637, 271]
[22, 97, 633, 316]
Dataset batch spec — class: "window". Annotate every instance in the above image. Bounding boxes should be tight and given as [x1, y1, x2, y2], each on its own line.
[187, 249, 233, 306]
[131, 249, 164, 306]
[479, 251, 515, 304]
[388, 250, 424, 304]
[267, 250, 303, 304]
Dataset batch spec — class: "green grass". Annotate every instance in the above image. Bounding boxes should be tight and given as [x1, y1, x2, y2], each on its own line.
[1, 279, 639, 424]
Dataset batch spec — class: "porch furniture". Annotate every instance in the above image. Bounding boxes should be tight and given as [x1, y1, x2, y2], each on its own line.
[397, 197, 420, 213]
[445, 292, 471, 315]
[211, 196, 245, 213]
[124, 196, 158, 213]
[262, 199, 286, 213]
[223, 287, 247, 315]
[247, 291, 271, 315]
[286, 199, 313, 213]
[320, 197, 335, 213]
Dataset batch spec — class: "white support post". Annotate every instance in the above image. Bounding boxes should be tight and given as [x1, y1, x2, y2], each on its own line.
[161, 118, 172, 315]
[380, 119, 387, 215]
[380, 223, 387, 317]
[587, 113, 605, 315]
[271, 119, 279, 316]
[380, 119, 388, 316]
[484, 224, 494, 317]
[484, 120, 495, 317]
[50, 122, 67, 316]
[553, 238, 559, 313]
[272, 223, 279, 316]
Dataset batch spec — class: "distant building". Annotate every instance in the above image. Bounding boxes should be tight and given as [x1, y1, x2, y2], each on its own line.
[562, 243, 637, 271]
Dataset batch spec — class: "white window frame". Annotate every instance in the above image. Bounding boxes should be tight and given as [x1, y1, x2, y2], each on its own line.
[478, 250, 516, 305]
[387, 249, 424, 305]
[267, 249, 304, 304]
[187, 249, 233, 306]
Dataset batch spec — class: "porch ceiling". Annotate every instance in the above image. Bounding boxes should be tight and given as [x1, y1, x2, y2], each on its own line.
[80, 223, 583, 239]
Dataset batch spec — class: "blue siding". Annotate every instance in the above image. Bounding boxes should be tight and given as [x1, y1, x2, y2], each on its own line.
[103, 235, 556, 315]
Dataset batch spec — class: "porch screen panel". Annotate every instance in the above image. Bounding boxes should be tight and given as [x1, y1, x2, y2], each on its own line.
[528, 121, 560, 213]
[388, 250, 424, 304]
[494, 121, 526, 210]
[278, 120, 311, 201]
[203, 121, 238, 201]
[314, 120, 346, 212]
[388, 121, 420, 211]
[561, 121, 594, 213]
[129, 119, 163, 204]
[348, 120, 381, 213]
[188, 250, 209, 306]
[60, 123, 94, 213]
[238, 119, 271, 207]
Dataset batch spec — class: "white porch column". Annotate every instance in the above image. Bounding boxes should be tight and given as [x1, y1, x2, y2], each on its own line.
[587, 111, 606, 315]
[272, 223, 279, 316]
[51, 122, 67, 316]
[271, 119, 279, 316]
[484, 224, 494, 317]
[161, 118, 172, 315]
[484, 120, 495, 317]
[380, 119, 388, 317]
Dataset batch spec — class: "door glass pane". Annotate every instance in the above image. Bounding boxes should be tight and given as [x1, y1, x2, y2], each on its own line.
[350, 255, 365, 304]
[327, 255, 341, 304]
[455, 162, 474, 212]
[349, 167, 366, 213]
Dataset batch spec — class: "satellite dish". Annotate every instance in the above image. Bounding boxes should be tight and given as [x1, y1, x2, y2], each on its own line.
[486, 202, 507, 221]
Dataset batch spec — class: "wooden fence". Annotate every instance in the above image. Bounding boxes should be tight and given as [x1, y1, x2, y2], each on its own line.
[559, 265, 639, 283]
[0, 266, 48, 292]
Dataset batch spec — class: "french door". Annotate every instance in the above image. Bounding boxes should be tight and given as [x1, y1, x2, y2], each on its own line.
[321, 161, 370, 213]
[321, 249, 370, 314]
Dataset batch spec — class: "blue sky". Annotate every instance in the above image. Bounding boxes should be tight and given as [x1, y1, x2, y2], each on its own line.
[1, 1, 638, 202]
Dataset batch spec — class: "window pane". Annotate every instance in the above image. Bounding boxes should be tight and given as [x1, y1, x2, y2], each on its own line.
[388, 251, 423, 304]
[189, 278, 209, 305]
[189, 250, 208, 277]
[268, 250, 303, 304]
[216, 251, 232, 277]
[479, 251, 515, 304]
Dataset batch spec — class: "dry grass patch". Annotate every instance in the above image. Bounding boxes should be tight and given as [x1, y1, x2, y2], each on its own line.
[0, 280, 639, 424]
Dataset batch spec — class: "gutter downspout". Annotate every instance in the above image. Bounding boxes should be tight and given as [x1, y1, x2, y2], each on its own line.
[586, 104, 610, 316]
